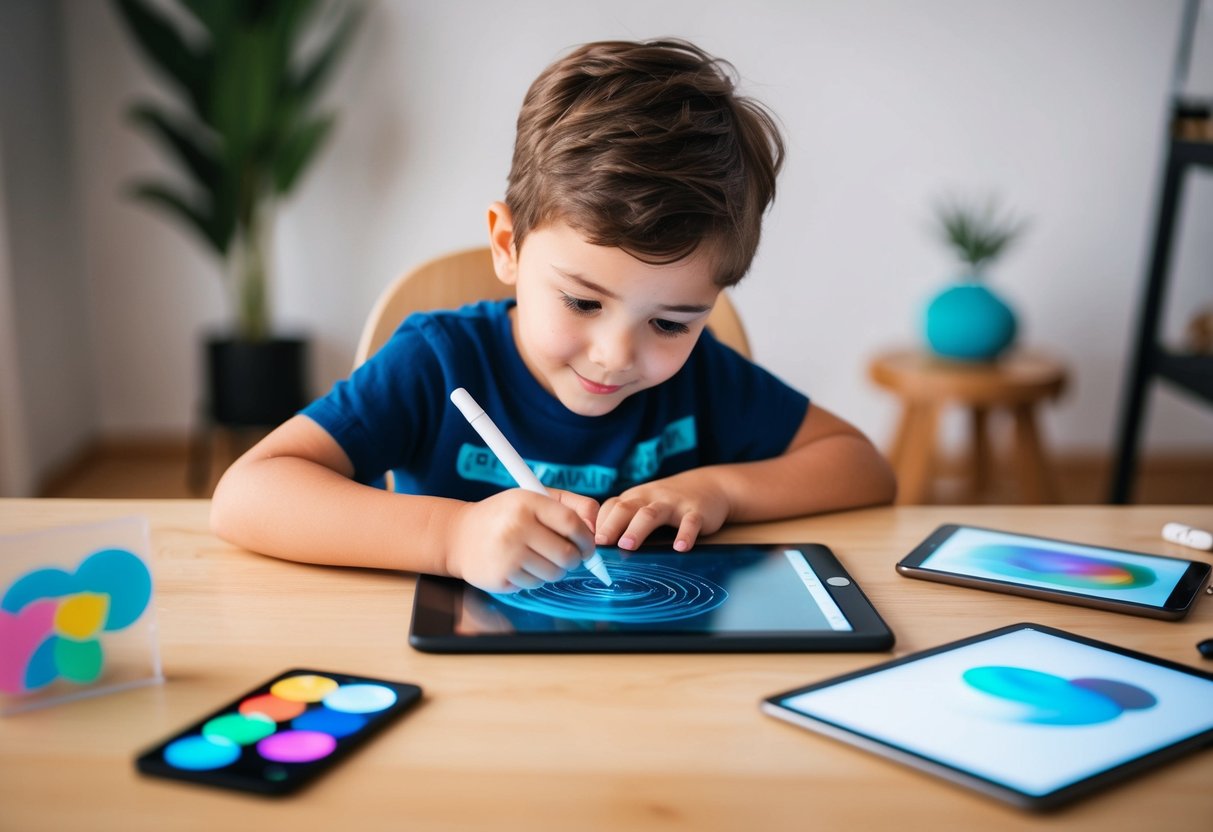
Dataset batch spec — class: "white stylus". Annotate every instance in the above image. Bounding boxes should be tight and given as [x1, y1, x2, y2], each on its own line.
[450, 388, 613, 587]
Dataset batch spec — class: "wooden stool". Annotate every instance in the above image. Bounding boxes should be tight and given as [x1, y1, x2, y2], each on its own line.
[869, 349, 1068, 505]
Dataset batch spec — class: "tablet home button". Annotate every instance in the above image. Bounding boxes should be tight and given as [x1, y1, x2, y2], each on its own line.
[826, 577, 851, 587]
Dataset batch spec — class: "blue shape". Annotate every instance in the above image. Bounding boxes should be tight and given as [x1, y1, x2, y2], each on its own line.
[293, 706, 368, 738]
[1, 548, 151, 631]
[164, 735, 241, 771]
[963, 666, 1127, 725]
[23, 635, 59, 691]
[2, 569, 76, 613]
[76, 549, 152, 630]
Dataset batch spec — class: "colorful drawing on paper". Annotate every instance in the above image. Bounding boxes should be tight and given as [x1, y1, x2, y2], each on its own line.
[0, 548, 153, 695]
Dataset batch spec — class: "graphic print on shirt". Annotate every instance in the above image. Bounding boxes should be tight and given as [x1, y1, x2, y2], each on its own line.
[455, 416, 697, 496]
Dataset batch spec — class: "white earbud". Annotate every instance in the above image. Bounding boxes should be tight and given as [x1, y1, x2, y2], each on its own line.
[1162, 522, 1213, 552]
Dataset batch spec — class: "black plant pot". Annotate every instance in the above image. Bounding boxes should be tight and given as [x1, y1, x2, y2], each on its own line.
[205, 335, 310, 427]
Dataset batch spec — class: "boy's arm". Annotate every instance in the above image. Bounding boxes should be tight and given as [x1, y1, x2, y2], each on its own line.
[210, 415, 597, 591]
[594, 404, 896, 551]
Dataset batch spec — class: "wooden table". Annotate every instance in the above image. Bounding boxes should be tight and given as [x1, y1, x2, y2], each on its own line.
[2, 500, 1211, 831]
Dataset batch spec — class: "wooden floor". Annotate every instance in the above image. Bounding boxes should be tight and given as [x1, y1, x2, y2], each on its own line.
[38, 436, 1213, 505]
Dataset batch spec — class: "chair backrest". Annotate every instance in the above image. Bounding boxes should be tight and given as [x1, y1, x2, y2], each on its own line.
[353, 246, 751, 368]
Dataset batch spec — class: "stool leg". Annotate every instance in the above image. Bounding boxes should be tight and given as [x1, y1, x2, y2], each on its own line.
[888, 402, 916, 469]
[896, 403, 937, 505]
[1011, 403, 1057, 504]
[969, 406, 990, 502]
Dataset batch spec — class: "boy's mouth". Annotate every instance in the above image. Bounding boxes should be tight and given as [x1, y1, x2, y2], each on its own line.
[573, 370, 625, 395]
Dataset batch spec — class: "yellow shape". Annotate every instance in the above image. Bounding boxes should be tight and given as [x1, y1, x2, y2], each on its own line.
[271, 674, 338, 702]
[54, 592, 110, 640]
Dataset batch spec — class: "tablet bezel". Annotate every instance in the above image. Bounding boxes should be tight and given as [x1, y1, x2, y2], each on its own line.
[761, 623, 1213, 811]
[895, 524, 1211, 620]
[409, 542, 894, 653]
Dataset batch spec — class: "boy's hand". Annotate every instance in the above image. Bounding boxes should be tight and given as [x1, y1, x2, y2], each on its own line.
[446, 489, 599, 594]
[594, 470, 730, 553]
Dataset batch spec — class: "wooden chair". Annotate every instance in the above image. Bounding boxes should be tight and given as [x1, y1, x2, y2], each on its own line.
[353, 246, 751, 368]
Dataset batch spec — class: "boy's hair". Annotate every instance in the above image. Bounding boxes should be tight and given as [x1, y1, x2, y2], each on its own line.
[505, 39, 784, 287]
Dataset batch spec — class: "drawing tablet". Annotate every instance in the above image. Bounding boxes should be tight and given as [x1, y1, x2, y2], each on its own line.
[409, 543, 893, 653]
[763, 624, 1213, 811]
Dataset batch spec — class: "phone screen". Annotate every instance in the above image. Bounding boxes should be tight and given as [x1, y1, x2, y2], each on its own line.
[135, 669, 422, 795]
[909, 526, 1204, 609]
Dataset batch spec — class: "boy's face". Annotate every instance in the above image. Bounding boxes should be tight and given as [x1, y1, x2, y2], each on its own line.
[489, 203, 721, 417]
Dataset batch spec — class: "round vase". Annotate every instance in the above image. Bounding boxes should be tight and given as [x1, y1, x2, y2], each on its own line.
[924, 282, 1017, 361]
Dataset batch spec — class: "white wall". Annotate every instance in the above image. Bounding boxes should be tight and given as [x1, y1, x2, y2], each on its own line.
[35, 1, 1213, 472]
[0, 0, 94, 494]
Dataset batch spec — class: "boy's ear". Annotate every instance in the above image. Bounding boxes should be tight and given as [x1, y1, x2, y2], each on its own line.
[487, 202, 519, 286]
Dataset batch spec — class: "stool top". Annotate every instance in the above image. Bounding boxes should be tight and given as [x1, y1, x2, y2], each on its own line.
[868, 348, 1068, 405]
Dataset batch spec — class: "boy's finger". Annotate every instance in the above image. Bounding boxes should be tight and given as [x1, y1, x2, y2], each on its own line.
[616, 503, 671, 550]
[518, 551, 567, 583]
[556, 490, 599, 534]
[533, 501, 595, 564]
[673, 512, 703, 552]
[593, 498, 626, 544]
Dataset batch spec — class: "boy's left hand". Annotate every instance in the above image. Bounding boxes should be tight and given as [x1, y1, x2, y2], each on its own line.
[593, 470, 730, 553]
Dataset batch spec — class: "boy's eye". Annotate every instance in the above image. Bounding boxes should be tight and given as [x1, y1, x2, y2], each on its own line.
[560, 293, 600, 314]
[652, 318, 690, 337]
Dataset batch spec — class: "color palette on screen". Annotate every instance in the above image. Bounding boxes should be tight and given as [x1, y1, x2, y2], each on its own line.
[137, 669, 422, 795]
[966, 545, 1157, 590]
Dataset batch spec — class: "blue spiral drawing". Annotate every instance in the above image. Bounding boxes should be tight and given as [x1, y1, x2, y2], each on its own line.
[492, 561, 728, 623]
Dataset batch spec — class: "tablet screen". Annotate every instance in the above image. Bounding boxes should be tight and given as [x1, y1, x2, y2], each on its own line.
[455, 545, 852, 634]
[914, 527, 1192, 607]
[767, 626, 1213, 806]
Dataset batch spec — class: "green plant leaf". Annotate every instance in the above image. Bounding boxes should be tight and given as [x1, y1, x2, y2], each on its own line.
[178, 0, 238, 37]
[112, 0, 208, 115]
[289, 5, 363, 108]
[128, 181, 226, 254]
[273, 114, 335, 194]
[127, 104, 219, 190]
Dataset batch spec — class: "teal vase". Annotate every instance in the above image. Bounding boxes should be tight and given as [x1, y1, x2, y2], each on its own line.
[924, 282, 1017, 361]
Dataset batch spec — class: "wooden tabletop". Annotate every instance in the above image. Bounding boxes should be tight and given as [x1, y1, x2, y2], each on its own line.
[2, 500, 1211, 831]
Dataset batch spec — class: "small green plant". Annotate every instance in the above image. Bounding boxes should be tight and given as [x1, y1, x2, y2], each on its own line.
[113, 0, 361, 341]
[934, 195, 1027, 276]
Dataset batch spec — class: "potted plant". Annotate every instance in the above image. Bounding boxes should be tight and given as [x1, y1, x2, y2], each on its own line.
[113, 0, 360, 427]
[924, 195, 1027, 361]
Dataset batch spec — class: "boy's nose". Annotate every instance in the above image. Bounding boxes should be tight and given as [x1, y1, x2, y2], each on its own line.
[589, 328, 635, 373]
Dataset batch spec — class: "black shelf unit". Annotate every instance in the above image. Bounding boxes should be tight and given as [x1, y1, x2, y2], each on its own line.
[1108, 128, 1213, 503]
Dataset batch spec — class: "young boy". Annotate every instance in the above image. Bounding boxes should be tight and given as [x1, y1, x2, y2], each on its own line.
[211, 39, 895, 593]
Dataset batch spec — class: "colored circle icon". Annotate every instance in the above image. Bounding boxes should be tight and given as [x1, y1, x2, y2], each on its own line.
[270, 675, 338, 703]
[203, 713, 277, 746]
[257, 730, 338, 763]
[164, 735, 241, 771]
[239, 693, 306, 722]
[323, 684, 398, 714]
[293, 706, 368, 738]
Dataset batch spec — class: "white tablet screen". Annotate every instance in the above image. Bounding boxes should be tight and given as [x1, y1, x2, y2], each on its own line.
[777, 627, 1213, 797]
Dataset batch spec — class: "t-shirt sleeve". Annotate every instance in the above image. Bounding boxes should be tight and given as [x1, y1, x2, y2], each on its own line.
[300, 315, 446, 484]
[692, 334, 809, 463]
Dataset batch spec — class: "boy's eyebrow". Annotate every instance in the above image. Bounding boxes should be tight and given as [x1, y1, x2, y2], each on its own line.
[556, 269, 713, 314]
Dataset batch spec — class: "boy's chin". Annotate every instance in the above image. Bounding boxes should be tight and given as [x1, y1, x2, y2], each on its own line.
[554, 388, 626, 418]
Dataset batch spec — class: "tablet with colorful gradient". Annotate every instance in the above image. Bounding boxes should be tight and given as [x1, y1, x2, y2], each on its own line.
[136, 670, 421, 795]
[896, 525, 1210, 620]
[762, 624, 1213, 810]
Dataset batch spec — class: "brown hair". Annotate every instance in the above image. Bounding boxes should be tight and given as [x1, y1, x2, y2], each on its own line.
[505, 39, 784, 286]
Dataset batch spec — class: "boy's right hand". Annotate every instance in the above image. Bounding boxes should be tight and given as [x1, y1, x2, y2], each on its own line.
[446, 489, 599, 594]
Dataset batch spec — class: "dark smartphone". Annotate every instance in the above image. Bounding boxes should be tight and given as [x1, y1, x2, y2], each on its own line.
[896, 524, 1210, 620]
[135, 669, 422, 795]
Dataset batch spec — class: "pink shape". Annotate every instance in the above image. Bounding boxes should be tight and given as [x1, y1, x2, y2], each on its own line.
[0, 599, 57, 694]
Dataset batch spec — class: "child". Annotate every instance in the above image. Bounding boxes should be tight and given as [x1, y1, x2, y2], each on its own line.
[211, 39, 895, 593]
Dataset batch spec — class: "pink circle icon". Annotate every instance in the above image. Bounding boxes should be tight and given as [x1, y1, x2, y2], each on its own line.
[256, 730, 337, 763]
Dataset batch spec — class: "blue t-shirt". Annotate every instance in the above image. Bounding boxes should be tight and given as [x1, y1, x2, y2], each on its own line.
[303, 299, 809, 501]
